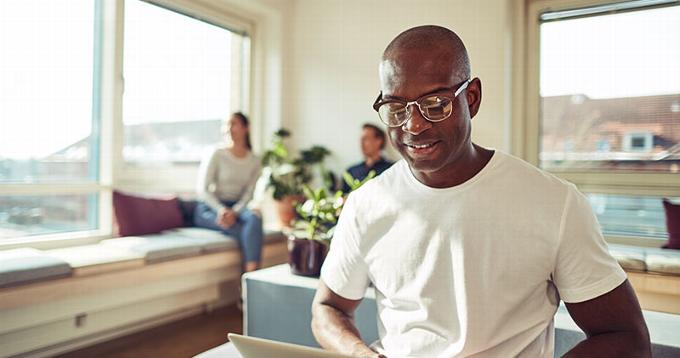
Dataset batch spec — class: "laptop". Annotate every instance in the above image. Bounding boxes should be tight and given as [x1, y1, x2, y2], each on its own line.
[228, 333, 354, 358]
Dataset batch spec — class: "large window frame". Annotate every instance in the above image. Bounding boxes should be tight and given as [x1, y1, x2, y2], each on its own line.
[0, 0, 263, 250]
[116, 0, 255, 194]
[122, 1, 252, 167]
[519, 0, 680, 247]
[0, 0, 111, 249]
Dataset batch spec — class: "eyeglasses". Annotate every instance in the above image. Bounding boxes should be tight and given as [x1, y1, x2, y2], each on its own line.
[372, 79, 471, 128]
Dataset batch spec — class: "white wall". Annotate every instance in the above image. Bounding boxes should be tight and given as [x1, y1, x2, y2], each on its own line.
[281, 0, 514, 175]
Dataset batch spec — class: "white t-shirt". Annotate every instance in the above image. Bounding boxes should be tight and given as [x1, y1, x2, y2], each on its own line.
[320, 150, 626, 358]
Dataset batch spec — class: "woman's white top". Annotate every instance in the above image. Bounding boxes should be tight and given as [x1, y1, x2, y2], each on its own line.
[196, 146, 261, 213]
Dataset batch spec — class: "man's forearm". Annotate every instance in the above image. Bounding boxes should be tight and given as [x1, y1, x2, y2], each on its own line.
[311, 303, 378, 357]
[563, 331, 651, 358]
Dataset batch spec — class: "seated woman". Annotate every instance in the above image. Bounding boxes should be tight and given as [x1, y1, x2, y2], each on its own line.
[194, 112, 263, 272]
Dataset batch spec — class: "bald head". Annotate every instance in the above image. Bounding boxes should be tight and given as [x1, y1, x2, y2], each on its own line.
[380, 26, 470, 92]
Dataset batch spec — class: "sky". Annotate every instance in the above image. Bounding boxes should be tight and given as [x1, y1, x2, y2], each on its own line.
[540, 5, 680, 98]
[122, 0, 232, 125]
[0, 1, 94, 159]
[1, 2, 679, 159]
[0, 0, 233, 159]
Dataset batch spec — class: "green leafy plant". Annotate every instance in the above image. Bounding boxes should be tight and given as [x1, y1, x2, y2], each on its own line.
[293, 170, 376, 242]
[342, 170, 376, 192]
[261, 128, 291, 166]
[262, 129, 336, 200]
[294, 186, 343, 242]
[261, 129, 310, 200]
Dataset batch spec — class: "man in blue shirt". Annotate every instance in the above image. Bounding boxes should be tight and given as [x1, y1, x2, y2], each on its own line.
[342, 123, 393, 193]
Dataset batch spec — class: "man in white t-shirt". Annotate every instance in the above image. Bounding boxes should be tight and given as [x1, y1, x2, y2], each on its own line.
[311, 25, 650, 358]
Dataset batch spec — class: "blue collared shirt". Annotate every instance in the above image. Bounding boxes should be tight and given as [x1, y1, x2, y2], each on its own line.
[342, 157, 394, 193]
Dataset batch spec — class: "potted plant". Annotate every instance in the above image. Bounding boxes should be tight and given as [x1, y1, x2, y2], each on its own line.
[288, 171, 376, 276]
[262, 129, 335, 228]
[261, 129, 310, 227]
[288, 186, 341, 276]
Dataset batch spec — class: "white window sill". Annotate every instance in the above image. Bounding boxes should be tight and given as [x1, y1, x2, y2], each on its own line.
[0, 230, 111, 251]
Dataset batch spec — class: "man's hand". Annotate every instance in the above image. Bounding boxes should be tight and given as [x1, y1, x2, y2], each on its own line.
[216, 207, 237, 229]
[564, 280, 650, 357]
[311, 280, 381, 357]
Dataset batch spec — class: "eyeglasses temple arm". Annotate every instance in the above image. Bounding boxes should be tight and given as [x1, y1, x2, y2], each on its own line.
[372, 91, 384, 112]
[454, 79, 472, 97]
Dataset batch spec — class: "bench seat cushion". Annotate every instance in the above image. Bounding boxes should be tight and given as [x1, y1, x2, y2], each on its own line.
[645, 247, 680, 276]
[161, 228, 239, 252]
[100, 236, 203, 263]
[161, 228, 286, 252]
[44, 244, 144, 275]
[608, 244, 647, 272]
[264, 230, 286, 243]
[0, 248, 72, 288]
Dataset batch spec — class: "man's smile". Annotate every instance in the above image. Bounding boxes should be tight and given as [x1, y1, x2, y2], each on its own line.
[403, 140, 441, 157]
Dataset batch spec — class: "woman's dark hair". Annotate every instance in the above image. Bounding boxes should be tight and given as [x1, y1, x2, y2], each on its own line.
[232, 112, 252, 150]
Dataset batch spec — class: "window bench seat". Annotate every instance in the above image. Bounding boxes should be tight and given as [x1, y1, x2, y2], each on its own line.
[0, 229, 289, 358]
[1, 239, 677, 356]
[609, 244, 680, 314]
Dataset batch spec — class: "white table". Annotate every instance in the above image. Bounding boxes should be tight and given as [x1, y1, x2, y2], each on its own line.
[241, 264, 378, 348]
[194, 342, 241, 358]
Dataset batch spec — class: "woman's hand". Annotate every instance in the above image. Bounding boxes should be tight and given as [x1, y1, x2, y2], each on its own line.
[216, 207, 237, 229]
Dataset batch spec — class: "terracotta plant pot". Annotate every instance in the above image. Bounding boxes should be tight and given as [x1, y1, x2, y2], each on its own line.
[288, 235, 329, 277]
[275, 195, 305, 228]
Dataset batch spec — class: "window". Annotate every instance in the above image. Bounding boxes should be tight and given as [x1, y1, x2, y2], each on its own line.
[0, 0, 255, 246]
[0, 0, 103, 240]
[122, 1, 250, 166]
[623, 132, 653, 152]
[0, 1, 98, 183]
[525, 0, 680, 244]
[587, 193, 675, 239]
[0, 194, 98, 239]
[538, 3, 680, 173]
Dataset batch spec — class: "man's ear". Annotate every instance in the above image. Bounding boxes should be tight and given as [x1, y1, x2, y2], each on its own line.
[466, 78, 482, 119]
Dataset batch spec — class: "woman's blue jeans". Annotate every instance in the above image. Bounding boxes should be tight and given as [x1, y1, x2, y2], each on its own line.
[193, 201, 264, 264]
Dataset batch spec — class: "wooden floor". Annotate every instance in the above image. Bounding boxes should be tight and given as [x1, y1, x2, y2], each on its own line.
[58, 305, 243, 358]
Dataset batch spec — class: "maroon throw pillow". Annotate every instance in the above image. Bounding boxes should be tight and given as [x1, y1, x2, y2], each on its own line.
[113, 191, 184, 236]
[662, 199, 680, 250]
